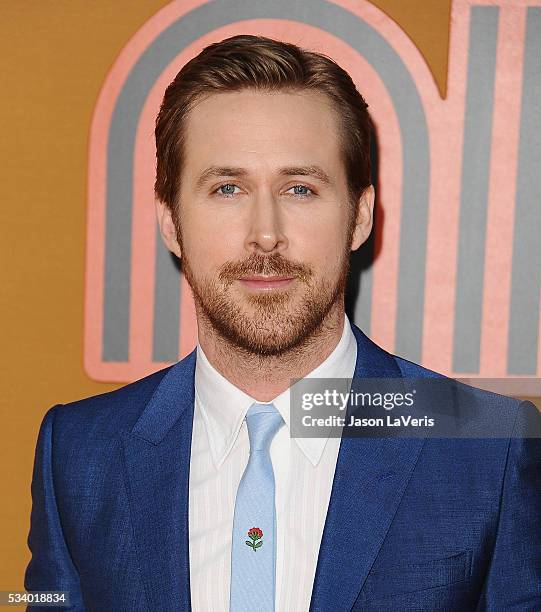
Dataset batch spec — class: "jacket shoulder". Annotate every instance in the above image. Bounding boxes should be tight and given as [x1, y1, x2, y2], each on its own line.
[50, 363, 175, 439]
[392, 352, 526, 438]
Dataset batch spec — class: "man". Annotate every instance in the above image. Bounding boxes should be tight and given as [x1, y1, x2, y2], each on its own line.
[25, 35, 540, 611]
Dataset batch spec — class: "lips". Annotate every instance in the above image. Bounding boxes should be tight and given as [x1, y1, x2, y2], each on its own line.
[240, 276, 293, 281]
[238, 275, 295, 290]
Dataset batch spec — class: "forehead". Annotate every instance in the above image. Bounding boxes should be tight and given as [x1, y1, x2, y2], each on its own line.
[181, 89, 343, 176]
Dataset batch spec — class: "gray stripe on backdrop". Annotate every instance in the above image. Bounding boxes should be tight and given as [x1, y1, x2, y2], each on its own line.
[507, 8, 541, 375]
[152, 223, 181, 362]
[452, 6, 499, 374]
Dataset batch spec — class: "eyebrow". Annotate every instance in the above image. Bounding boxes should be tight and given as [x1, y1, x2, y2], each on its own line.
[194, 165, 332, 190]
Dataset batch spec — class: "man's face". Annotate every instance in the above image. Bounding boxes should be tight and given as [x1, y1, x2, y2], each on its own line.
[157, 89, 373, 356]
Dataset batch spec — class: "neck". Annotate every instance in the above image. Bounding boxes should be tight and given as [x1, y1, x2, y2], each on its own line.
[196, 302, 346, 402]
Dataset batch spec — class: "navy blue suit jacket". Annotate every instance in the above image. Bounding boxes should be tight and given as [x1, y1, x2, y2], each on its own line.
[25, 321, 541, 610]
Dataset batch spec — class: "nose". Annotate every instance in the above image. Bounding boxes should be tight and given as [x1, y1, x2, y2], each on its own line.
[244, 191, 288, 254]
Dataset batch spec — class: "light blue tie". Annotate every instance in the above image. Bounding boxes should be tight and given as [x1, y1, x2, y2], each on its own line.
[229, 403, 284, 612]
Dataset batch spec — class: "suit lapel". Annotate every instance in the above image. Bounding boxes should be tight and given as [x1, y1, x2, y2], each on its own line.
[309, 322, 427, 611]
[120, 349, 197, 611]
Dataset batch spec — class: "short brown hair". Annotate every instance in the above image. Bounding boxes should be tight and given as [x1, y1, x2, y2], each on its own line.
[155, 34, 372, 221]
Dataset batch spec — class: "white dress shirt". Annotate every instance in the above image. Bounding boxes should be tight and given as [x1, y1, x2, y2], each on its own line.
[189, 312, 357, 611]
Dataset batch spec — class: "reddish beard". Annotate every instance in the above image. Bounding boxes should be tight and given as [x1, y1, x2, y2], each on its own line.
[174, 219, 353, 356]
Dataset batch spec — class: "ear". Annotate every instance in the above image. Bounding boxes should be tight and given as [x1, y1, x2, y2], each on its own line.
[155, 199, 182, 258]
[350, 184, 375, 251]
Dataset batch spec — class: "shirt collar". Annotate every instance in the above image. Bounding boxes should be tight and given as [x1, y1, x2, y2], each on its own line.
[194, 312, 357, 468]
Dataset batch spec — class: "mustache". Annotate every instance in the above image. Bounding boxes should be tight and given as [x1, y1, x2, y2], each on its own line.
[218, 252, 312, 284]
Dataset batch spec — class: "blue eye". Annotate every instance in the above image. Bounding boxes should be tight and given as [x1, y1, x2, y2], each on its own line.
[288, 185, 313, 197]
[216, 183, 240, 197]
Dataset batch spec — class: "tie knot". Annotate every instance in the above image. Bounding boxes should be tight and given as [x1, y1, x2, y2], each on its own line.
[245, 403, 284, 452]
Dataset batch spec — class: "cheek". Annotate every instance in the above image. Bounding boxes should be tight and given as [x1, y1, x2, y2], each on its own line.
[183, 207, 241, 249]
[297, 220, 346, 258]
[182, 231, 234, 276]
